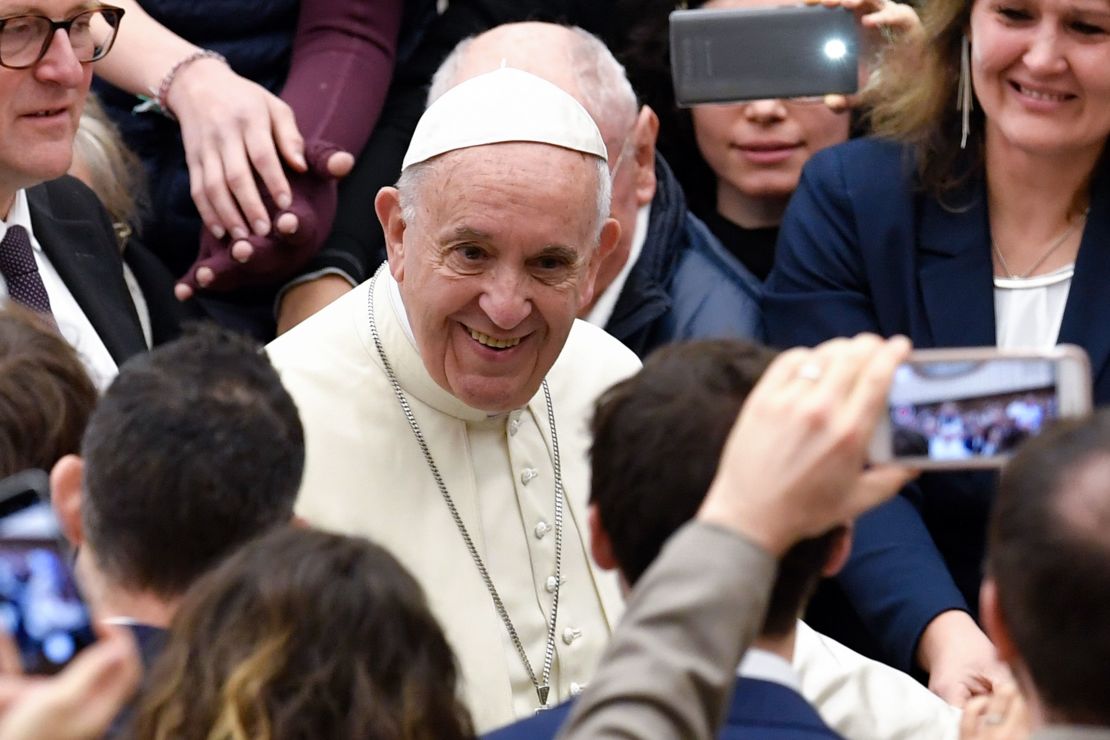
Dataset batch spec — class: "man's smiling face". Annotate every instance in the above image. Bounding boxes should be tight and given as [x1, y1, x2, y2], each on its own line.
[381, 141, 616, 413]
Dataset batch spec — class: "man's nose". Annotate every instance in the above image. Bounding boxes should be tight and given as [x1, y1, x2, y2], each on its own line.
[478, 270, 532, 330]
[35, 29, 85, 86]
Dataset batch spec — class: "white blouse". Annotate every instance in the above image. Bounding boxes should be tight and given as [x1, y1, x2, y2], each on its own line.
[993, 264, 1073, 350]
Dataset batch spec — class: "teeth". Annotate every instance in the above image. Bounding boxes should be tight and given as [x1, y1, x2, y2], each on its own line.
[468, 328, 521, 349]
[1018, 85, 1069, 102]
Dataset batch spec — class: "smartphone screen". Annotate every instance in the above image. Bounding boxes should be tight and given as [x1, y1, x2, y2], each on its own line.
[0, 484, 95, 674]
[888, 357, 1058, 463]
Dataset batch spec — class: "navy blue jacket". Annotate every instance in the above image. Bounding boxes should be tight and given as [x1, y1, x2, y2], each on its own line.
[484, 677, 840, 739]
[605, 156, 763, 358]
[764, 137, 1110, 671]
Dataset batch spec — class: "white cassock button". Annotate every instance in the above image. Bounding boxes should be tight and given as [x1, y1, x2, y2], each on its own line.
[562, 627, 582, 645]
[521, 467, 538, 485]
[570, 682, 585, 696]
[508, 417, 521, 436]
[534, 521, 550, 539]
[545, 575, 559, 593]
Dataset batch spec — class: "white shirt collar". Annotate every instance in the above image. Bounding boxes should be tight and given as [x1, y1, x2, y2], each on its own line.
[1, 190, 37, 251]
[737, 646, 802, 692]
[584, 203, 651, 329]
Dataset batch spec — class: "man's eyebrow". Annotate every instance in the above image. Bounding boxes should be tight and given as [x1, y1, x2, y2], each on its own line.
[444, 226, 492, 242]
[534, 245, 579, 263]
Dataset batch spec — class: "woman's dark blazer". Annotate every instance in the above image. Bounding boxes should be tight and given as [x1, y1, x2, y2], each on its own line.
[763, 136, 1110, 671]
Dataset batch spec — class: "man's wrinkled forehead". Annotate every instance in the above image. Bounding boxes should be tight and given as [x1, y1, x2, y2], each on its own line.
[402, 66, 607, 171]
[1, 0, 95, 15]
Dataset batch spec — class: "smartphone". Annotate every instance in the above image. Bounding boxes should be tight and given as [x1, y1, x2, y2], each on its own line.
[669, 4, 859, 106]
[869, 346, 1093, 469]
[0, 470, 95, 674]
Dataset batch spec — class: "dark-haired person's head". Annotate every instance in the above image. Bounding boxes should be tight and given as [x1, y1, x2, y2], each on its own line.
[589, 339, 848, 637]
[132, 526, 474, 740]
[0, 304, 96, 478]
[983, 410, 1110, 727]
[50, 324, 303, 611]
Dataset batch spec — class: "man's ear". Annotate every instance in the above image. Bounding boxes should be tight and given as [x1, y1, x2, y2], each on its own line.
[375, 186, 407, 284]
[980, 578, 1019, 663]
[588, 504, 619, 572]
[580, 218, 621, 310]
[822, 523, 853, 577]
[50, 454, 85, 547]
[631, 105, 659, 208]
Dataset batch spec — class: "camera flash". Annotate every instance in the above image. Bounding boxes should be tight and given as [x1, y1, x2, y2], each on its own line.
[823, 38, 848, 60]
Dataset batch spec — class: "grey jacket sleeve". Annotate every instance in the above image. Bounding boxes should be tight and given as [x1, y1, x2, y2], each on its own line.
[558, 520, 777, 740]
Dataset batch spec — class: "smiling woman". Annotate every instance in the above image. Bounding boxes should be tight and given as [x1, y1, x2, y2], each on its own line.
[763, 0, 1110, 709]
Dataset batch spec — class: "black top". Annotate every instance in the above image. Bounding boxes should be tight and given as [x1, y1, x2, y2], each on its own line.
[700, 210, 779, 282]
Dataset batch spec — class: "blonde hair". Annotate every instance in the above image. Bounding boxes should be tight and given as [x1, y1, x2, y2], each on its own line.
[72, 94, 149, 246]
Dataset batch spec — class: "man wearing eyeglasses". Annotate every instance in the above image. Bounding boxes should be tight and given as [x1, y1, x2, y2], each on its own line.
[0, 2, 153, 389]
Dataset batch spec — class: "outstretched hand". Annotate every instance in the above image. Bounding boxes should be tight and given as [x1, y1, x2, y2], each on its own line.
[176, 141, 355, 299]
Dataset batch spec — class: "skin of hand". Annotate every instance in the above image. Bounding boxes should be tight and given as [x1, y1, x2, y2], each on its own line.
[806, 0, 924, 112]
[0, 626, 140, 740]
[697, 333, 919, 557]
[918, 610, 1015, 707]
[959, 681, 1031, 740]
[175, 142, 355, 299]
[166, 57, 308, 242]
[276, 273, 355, 334]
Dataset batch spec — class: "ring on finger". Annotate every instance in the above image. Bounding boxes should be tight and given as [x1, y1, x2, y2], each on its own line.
[796, 362, 823, 382]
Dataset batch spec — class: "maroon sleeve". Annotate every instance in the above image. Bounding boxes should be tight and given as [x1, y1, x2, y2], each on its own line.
[182, 0, 404, 294]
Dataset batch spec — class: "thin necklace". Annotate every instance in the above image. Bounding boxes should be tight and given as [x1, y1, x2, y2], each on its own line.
[366, 268, 564, 710]
[992, 209, 1088, 279]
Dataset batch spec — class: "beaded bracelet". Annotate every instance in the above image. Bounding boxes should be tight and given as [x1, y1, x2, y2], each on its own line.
[134, 49, 228, 121]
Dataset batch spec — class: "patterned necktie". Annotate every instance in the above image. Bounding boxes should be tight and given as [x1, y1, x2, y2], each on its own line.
[0, 225, 55, 321]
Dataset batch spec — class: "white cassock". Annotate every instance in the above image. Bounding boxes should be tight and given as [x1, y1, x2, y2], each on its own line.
[266, 272, 638, 732]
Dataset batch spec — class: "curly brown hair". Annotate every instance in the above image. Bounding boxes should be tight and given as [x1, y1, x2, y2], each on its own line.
[131, 527, 474, 740]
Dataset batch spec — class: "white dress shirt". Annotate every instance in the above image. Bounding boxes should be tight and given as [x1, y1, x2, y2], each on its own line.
[0, 190, 118, 390]
[994, 265, 1073, 351]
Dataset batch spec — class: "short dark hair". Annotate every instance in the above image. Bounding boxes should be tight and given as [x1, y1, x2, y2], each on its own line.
[133, 526, 473, 740]
[590, 340, 843, 637]
[0, 305, 96, 477]
[990, 410, 1110, 724]
[80, 324, 304, 599]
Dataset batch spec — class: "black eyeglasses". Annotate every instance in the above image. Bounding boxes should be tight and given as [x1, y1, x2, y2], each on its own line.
[0, 5, 124, 70]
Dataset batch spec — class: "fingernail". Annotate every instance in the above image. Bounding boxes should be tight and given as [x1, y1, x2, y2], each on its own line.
[174, 283, 193, 301]
[254, 219, 270, 236]
[231, 226, 248, 241]
[210, 224, 225, 239]
[197, 268, 213, 287]
[295, 152, 307, 169]
[276, 193, 292, 210]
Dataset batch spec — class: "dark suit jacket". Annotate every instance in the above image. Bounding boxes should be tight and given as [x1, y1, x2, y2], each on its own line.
[26, 177, 199, 366]
[486, 676, 841, 739]
[763, 137, 1110, 671]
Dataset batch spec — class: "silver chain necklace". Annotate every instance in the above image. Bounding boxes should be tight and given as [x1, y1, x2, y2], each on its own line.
[993, 209, 1088, 279]
[366, 270, 564, 709]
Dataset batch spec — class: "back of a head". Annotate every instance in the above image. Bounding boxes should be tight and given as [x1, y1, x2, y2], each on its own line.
[0, 305, 96, 477]
[80, 324, 304, 599]
[991, 410, 1110, 724]
[590, 340, 843, 637]
[132, 526, 473, 740]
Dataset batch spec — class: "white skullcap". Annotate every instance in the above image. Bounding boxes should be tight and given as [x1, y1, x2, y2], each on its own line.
[401, 66, 608, 170]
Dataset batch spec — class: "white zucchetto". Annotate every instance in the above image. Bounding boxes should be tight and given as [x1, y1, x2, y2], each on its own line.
[401, 67, 608, 170]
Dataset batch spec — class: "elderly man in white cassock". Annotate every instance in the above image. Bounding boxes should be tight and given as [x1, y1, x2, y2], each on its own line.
[265, 67, 636, 732]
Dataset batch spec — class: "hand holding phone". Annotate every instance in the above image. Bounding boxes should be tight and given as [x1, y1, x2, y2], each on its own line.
[869, 346, 1093, 469]
[0, 471, 95, 675]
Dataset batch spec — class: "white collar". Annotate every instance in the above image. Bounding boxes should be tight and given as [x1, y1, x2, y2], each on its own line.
[737, 646, 802, 692]
[0, 190, 36, 251]
[584, 202, 651, 329]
